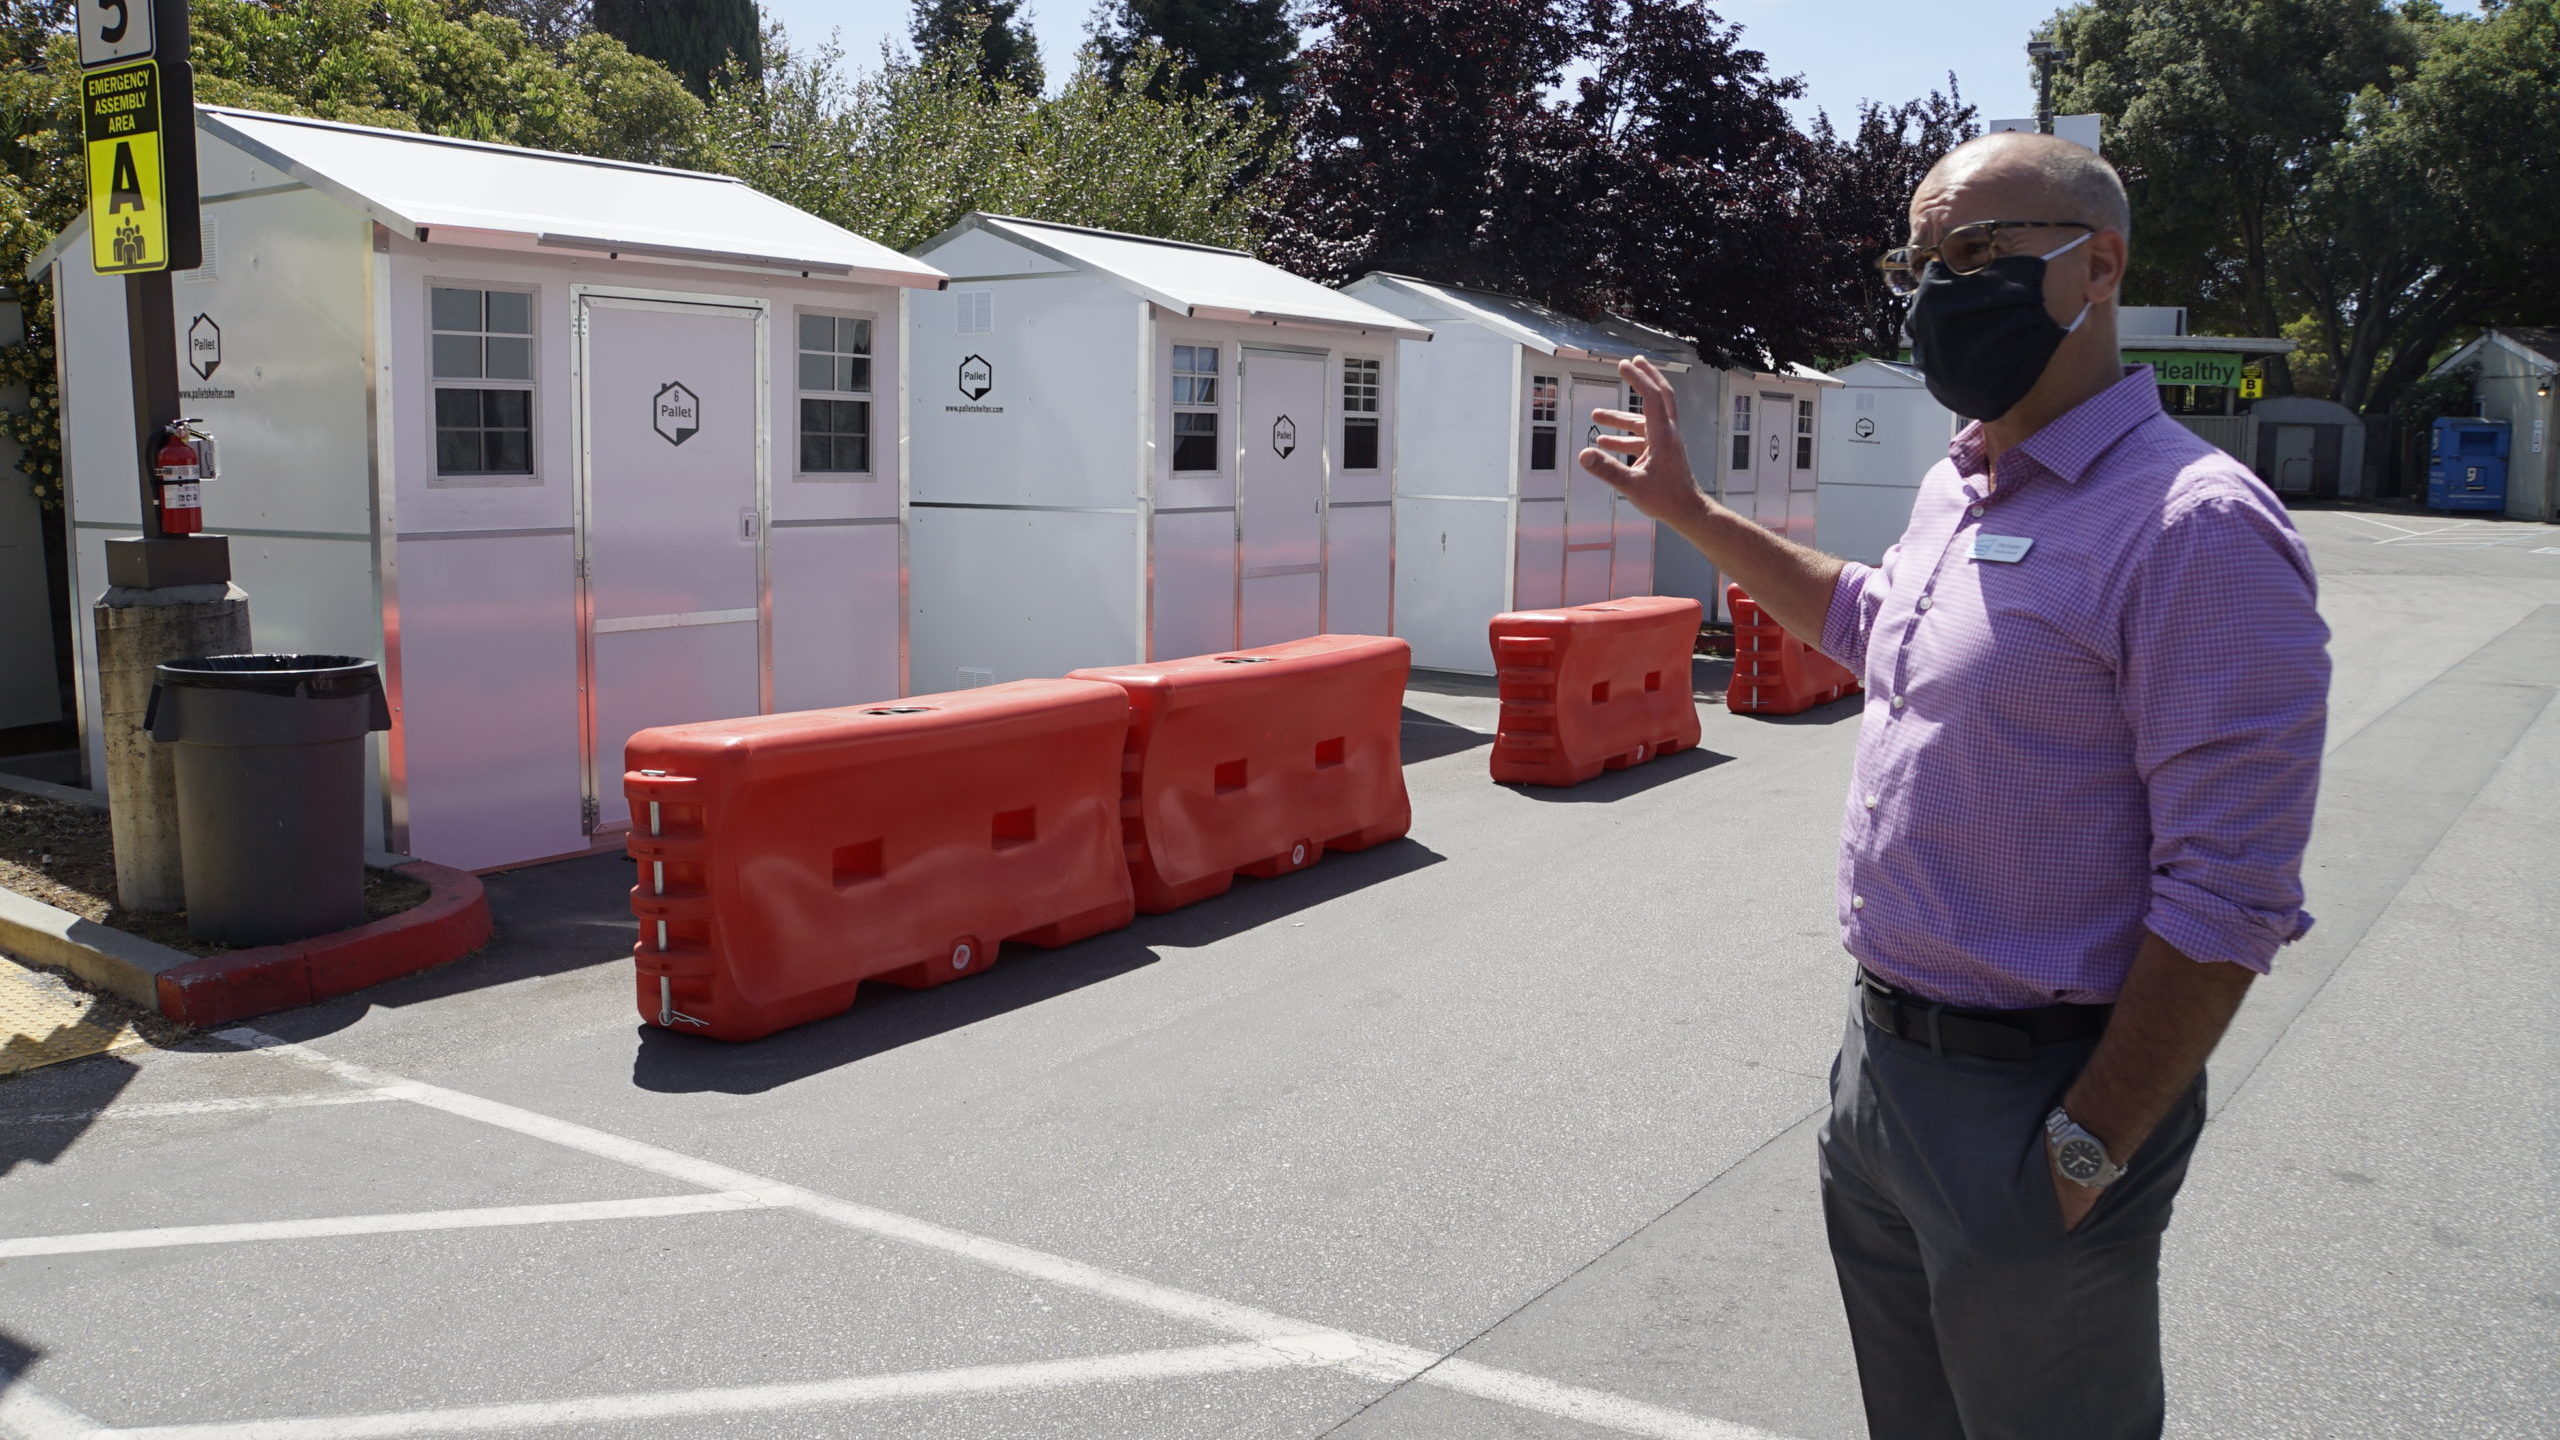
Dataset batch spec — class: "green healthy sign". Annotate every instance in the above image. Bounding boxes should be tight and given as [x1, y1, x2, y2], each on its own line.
[2129, 350, 2243, 389]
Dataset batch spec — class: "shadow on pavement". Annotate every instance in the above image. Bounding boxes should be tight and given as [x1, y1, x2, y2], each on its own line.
[0, 1033, 140, 1176]
[629, 836, 1446, 1096]
[1401, 709, 1491, 765]
[1502, 743, 1734, 802]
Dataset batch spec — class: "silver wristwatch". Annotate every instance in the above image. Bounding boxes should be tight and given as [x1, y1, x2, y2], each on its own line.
[2045, 1107, 2125, 1189]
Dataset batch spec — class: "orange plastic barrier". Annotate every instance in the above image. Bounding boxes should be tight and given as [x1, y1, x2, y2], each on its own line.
[1487, 596, 1703, 787]
[1068, 635, 1413, 913]
[1725, 583, 1861, 716]
[623, 680, 1136, 1041]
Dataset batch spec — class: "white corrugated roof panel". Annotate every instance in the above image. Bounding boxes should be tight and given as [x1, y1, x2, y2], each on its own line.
[945, 215, 1430, 340]
[201, 107, 945, 288]
[1348, 273, 1692, 370]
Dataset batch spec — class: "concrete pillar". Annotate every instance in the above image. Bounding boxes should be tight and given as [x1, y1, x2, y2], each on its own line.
[93, 582, 250, 912]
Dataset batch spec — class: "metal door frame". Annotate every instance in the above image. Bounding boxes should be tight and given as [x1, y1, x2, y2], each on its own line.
[569, 284, 772, 835]
[1235, 343, 1334, 648]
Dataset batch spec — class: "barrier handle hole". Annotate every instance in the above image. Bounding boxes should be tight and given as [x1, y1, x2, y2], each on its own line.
[833, 839, 885, 886]
[1644, 670, 1663, 693]
[1214, 655, 1276, 664]
[992, 807, 1038, 850]
[863, 706, 934, 716]
[1314, 737, 1346, 769]
[1591, 681, 1612, 705]
[1213, 759, 1249, 794]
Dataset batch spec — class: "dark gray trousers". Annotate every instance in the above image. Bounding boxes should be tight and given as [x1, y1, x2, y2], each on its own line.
[1819, 1002, 2207, 1440]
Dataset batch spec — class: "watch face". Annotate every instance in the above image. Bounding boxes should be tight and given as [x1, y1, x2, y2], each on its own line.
[2059, 1138, 2107, 1184]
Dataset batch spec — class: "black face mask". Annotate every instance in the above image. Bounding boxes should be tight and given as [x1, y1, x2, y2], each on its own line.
[1904, 232, 2091, 422]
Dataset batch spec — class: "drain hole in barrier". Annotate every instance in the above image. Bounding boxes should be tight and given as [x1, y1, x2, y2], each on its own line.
[1591, 681, 1611, 705]
[1645, 670, 1663, 693]
[1314, 737, 1346, 769]
[1214, 759, 1249, 794]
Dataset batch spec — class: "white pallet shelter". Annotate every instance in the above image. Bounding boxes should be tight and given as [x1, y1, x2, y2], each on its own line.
[1650, 360, 1841, 624]
[41, 107, 946, 870]
[1816, 358, 1957, 565]
[1337, 273, 1688, 674]
[904, 215, 1428, 689]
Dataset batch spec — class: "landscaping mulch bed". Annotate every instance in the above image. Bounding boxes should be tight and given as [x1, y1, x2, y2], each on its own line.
[0, 793, 431, 958]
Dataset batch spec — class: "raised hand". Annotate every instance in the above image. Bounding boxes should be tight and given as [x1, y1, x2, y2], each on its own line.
[1577, 356, 1708, 527]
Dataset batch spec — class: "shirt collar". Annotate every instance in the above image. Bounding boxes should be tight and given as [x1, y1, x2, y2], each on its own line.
[1945, 365, 2166, 487]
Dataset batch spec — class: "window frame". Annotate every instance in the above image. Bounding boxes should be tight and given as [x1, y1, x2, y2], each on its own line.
[427, 281, 539, 486]
[1730, 393, 1753, 472]
[1340, 354, 1384, 473]
[1528, 373, 1561, 473]
[793, 307, 879, 481]
[1170, 341, 1226, 476]
[1795, 396, 1816, 470]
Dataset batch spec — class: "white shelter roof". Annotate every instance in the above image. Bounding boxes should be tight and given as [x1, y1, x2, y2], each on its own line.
[922, 215, 1431, 340]
[51, 107, 947, 287]
[1346, 273, 1690, 371]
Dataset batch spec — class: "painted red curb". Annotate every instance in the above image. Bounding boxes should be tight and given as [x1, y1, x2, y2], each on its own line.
[154, 861, 493, 1027]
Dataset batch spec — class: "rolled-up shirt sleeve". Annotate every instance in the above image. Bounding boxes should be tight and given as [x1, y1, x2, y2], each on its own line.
[1819, 558, 1883, 675]
[2120, 485, 2330, 970]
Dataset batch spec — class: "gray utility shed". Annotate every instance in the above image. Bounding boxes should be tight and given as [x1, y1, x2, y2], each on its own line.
[2428, 327, 2559, 522]
[2244, 396, 2366, 501]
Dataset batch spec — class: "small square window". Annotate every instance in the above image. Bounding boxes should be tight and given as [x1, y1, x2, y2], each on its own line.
[1173, 411, 1220, 472]
[1530, 374, 1560, 471]
[797, 312, 875, 475]
[430, 286, 536, 479]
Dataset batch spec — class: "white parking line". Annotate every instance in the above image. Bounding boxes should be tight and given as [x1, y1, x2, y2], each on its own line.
[0, 1089, 413, 1127]
[0, 1190, 784, 1260]
[2331, 511, 2425, 536]
[75, 1339, 1357, 1439]
[191, 1026, 1799, 1440]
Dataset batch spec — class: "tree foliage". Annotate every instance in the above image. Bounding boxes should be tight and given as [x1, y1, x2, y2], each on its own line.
[1804, 82, 1979, 361]
[2049, 0, 2559, 416]
[1091, 0, 1298, 118]
[911, 0, 1044, 93]
[591, 0, 761, 99]
[702, 34, 1277, 254]
[1266, 0, 1844, 369]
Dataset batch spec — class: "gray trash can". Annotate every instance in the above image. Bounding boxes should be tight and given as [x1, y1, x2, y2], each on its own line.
[146, 654, 392, 946]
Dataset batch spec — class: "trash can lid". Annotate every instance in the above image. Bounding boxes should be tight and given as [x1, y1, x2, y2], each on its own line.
[155, 653, 383, 700]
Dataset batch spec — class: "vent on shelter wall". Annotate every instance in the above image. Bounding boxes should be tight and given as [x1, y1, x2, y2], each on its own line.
[957, 291, 993, 335]
[177, 217, 217, 283]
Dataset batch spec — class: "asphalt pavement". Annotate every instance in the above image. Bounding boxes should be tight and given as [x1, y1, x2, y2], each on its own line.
[2, 505, 2555, 1439]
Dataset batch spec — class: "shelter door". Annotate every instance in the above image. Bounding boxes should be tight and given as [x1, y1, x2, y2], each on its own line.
[1756, 390, 1796, 540]
[2271, 424, 2316, 495]
[1564, 377, 1623, 604]
[1238, 349, 1327, 648]
[579, 296, 764, 832]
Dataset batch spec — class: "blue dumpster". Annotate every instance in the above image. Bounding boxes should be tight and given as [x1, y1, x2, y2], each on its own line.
[2427, 417, 2511, 512]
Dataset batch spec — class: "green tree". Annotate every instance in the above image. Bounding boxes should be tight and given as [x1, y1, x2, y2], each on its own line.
[2045, 0, 2413, 394]
[1091, 0, 1298, 117]
[911, 0, 1045, 93]
[2283, 0, 2560, 413]
[590, 0, 761, 98]
[701, 33, 1274, 253]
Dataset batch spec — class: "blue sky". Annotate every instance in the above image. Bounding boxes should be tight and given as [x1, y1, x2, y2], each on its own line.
[762, 0, 2119, 132]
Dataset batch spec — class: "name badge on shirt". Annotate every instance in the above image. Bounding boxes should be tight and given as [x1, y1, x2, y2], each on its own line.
[1971, 534, 2035, 564]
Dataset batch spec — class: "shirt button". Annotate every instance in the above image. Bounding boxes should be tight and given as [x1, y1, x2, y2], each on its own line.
[1851, 895, 1867, 911]
[1891, 694, 1907, 710]
[1917, 595, 1934, 611]
[1864, 793, 1879, 809]
[1970, 504, 1985, 517]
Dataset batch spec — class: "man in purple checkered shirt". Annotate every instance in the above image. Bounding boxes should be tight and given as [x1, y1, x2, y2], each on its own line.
[1581, 132, 2329, 1439]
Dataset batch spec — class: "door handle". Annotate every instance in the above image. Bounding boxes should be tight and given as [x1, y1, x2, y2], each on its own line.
[740, 509, 758, 541]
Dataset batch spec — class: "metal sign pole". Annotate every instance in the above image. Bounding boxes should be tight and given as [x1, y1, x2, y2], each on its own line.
[79, 0, 246, 912]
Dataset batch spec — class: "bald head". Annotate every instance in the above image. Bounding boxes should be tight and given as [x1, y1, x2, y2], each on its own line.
[1916, 131, 2131, 245]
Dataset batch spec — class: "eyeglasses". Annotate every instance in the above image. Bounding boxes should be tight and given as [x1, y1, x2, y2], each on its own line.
[1877, 220, 2097, 296]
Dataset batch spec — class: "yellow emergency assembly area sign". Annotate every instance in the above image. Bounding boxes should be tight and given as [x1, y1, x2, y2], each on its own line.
[83, 60, 166, 275]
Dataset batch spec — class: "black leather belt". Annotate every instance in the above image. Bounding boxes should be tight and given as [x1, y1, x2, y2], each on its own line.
[1857, 970, 2112, 1061]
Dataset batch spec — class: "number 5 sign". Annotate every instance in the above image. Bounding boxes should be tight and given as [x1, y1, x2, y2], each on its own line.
[78, 0, 156, 67]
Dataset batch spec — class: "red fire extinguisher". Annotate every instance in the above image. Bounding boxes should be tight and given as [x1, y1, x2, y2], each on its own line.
[154, 419, 214, 536]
